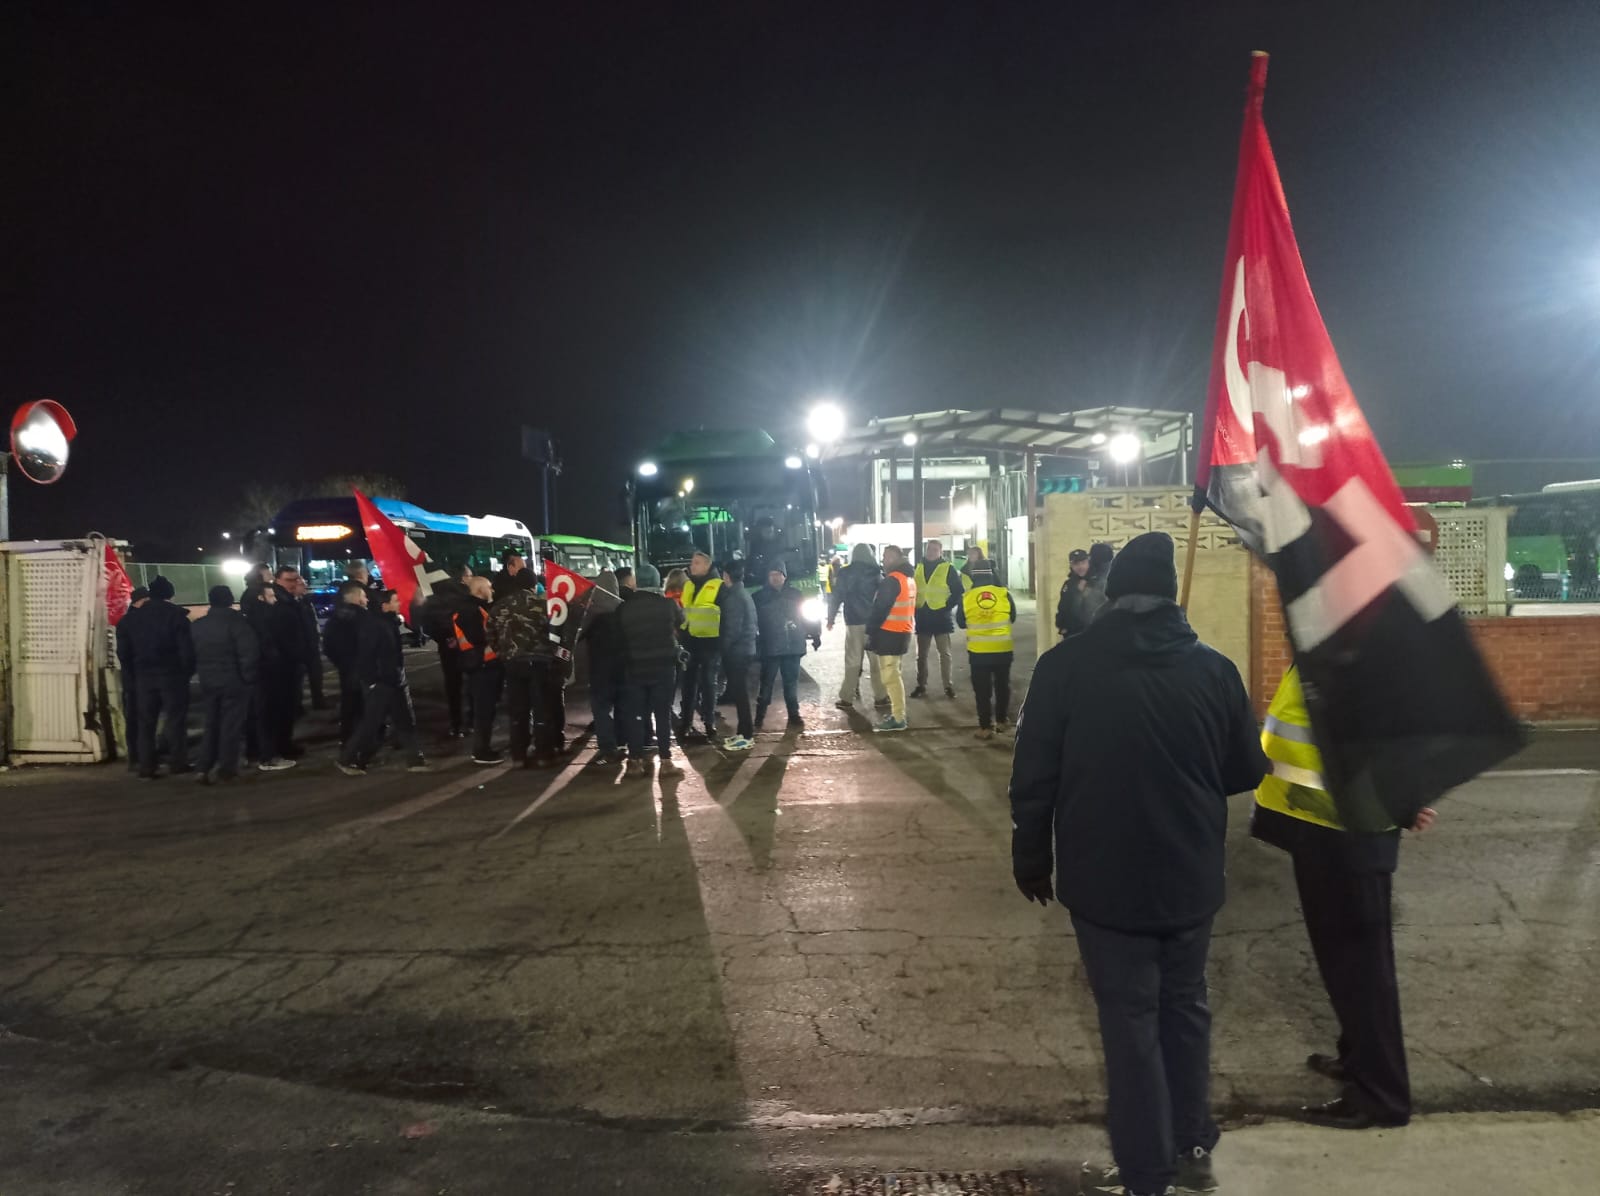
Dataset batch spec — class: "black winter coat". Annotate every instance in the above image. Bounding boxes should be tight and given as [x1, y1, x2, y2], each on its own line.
[322, 604, 366, 676]
[754, 584, 819, 658]
[191, 606, 259, 690]
[295, 595, 322, 667]
[827, 562, 881, 627]
[618, 589, 683, 675]
[421, 580, 473, 646]
[1010, 597, 1267, 934]
[242, 596, 285, 673]
[118, 599, 196, 678]
[353, 609, 407, 688]
[1056, 571, 1108, 636]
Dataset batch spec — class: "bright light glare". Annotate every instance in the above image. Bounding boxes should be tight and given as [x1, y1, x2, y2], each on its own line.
[220, 558, 252, 578]
[830, 517, 844, 530]
[221, 531, 232, 540]
[800, 597, 825, 624]
[901, 431, 919, 447]
[952, 504, 977, 528]
[806, 401, 847, 445]
[1108, 433, 1142, 465]
[784, 455, 803, 469]
[15, 414, 68, 459]
[805, 442, 821, 459]
[1091, 432, 1108, 446]
[1504, 562, 1516, 582]
[637, 461, 659, 478]
[682, 477, 695, 494]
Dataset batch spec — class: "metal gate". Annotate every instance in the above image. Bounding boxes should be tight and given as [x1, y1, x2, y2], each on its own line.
[6, 543, 107, 761]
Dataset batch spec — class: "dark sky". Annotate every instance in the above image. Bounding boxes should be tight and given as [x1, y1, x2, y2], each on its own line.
[6, 1, 1600, 548]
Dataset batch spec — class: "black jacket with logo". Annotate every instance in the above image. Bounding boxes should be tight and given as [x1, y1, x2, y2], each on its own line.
[1010, 597, 1268, 933]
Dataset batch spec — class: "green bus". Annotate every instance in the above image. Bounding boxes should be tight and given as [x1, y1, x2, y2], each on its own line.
[538, 534, 635, 578]
[629, 429, 826, 597]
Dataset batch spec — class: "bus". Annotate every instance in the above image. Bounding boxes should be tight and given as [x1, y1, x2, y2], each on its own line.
[1471, 483, 1600, 603]
[269, 496, 535, 616]
[630, 429, 827, 596]
[540, 534, 636, 578]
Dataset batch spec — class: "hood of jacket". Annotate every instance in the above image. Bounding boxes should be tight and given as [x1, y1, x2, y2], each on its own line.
[1084, 597, 1197, 664]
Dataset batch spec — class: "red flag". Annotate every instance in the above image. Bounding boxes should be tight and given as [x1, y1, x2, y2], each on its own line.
[353, 489, 446, 625]
[105, 543, 133, 626]
[1198, 53, 1520, 830]
[540, 559, 595, 659]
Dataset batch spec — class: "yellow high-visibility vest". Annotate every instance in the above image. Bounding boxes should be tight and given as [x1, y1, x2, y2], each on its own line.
[915, 561, 952, 611]
[682, 576, 723, 639]
[1256, 667, 1394, 832]
[962, 585, 1014, 654]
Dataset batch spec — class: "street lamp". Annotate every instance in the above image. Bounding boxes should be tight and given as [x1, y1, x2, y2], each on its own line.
[901, 431, 919, 448]
[637, 461, 659, 478]
[806, 401, 847, 446]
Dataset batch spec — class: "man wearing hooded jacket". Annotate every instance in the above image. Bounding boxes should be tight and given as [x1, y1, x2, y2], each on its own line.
[1010, 532, 1267, 1196]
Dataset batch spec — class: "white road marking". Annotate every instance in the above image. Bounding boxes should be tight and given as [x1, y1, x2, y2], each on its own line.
[1483, 768, 1599, 778]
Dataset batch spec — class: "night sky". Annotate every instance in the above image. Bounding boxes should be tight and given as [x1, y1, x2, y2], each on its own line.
[6, 1, 1599, 551]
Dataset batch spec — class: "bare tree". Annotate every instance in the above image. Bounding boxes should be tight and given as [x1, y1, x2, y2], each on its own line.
[321, 473, 408, 500]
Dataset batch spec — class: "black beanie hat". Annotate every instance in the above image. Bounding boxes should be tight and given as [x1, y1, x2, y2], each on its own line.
[148, 575, 176, 601]
[1105, 532, 1178, 602]
[208, 584, 234, 607]
[130, 586, 150, 604]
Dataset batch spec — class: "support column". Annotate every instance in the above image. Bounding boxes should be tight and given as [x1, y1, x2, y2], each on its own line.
[911, 441, 923, 561]
[1025, 449, 1038, 596]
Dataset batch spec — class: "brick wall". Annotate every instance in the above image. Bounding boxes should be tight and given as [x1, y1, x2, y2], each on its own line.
[1249, 559, 1600, 723]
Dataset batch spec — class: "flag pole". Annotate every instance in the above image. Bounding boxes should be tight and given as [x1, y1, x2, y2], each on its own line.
[1179, 491, 1203, 611]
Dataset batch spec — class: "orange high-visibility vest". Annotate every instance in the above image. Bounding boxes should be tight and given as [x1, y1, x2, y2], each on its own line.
[881, 572, 916, 633]
[453, 607, 497, 663]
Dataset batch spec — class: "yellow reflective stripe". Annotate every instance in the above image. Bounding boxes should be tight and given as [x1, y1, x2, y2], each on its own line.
[1262, 731, 1323, 775]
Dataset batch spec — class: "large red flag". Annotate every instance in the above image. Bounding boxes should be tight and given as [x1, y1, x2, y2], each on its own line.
[1198, 53, 1521, 830]
[353, 490, 448, 625]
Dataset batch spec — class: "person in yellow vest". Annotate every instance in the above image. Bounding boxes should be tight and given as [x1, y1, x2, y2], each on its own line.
[677, 551, 723, 741]
[1254, 666, 1438, 1131]
[867, 545, 916, 732]
[955, 560, 1017, 740]
[910, 539, 964, 699]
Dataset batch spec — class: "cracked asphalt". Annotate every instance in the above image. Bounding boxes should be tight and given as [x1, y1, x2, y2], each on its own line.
[2, 600, 1598, 1193]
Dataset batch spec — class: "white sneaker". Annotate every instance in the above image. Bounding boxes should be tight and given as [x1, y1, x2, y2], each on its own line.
[258, 758, 297, 772]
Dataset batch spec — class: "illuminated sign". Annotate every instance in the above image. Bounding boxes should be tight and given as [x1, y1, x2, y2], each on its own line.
[296, 524, 354, 542]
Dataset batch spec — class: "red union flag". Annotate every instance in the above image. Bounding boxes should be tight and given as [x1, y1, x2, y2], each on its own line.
[353, 489, 448, 625]
[1198, 53, 1521, 830]
[541, 558, 595, 661]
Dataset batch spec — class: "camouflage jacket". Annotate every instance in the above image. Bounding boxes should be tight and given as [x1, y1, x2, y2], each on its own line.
[488, 589, 565, 663]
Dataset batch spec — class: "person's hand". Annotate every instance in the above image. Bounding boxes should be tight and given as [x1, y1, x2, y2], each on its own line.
[826, 621, 835, 633]
[812, 638, 823, 650]
[1411, 806, 1439, 833]
[1016, 874, 1054, 905]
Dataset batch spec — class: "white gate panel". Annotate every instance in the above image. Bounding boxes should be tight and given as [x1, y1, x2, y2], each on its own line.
[9, 550, 94, 754]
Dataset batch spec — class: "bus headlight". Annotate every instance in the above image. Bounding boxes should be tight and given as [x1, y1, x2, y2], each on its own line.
[800, 597, 824, 624]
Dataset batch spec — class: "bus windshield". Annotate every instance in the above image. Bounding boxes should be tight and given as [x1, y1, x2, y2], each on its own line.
[642, 496, 816, 580]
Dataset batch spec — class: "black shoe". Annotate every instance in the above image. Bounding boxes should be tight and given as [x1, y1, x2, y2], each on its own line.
[909, 686, 928, 699]
[787, 714, 804, 728]
[447, 728, 466, 739]
[1175, 1145, 1217, 1192]
[874, 697, 891, 710]
[472, 751, 505, 766]
[754, 707, 768, 727]
[944, 685, 956, 698]
[1297, 1096, 1408, 1130]
[1307, 1052, 1347, 1082]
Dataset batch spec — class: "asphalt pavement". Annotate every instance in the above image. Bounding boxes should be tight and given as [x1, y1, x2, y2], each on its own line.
[1, 598, 1597, 1193]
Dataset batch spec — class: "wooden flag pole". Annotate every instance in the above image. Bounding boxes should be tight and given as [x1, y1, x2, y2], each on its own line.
[1179, 502, 1202, 611]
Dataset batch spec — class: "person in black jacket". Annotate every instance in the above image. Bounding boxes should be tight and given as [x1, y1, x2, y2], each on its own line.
[618, 563, 685, 778]
[753, 564, 820, 729]
[121, 575, 197, 779]
[291, 574, 328, 712]
[1009, 533, 1267, 1196]
[322, 581, 370, 745]
[338, 590, 427, 774]
[191, 585, 259, 782]
[488, 572, 563, 769]
[578, 570, 626, 766]
[421, 562, 474, 738]
[115, 587, 151, 773]
[1056, 542, 1113, 638]
[826, 543, 886, 710]
[458, 575, 503, 764]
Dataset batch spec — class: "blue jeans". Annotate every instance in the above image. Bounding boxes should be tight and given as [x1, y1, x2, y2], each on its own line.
[1071, 914, 1219, 1195]
[758, 655, 802, 718]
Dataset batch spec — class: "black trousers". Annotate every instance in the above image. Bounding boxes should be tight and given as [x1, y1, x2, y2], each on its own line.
[722, 652, 753, 738]
[437, 641, 466, 733]
[341, 681, 421, 767]
[503, 659, 563, 761]
[1293, 850, 1412, 1122]
[197, 685, 251, 778]
[969, 652, 1013, 729]
[260, 666, 298, 759]
[121, 678, 141, 771]
[336, 668, 364, 745]
[757, 655, 802, 719]
[303, 656, 326, 706]
[136, 673, 190, 777]
[626, 670, 677, 760]
[1072, 914, 1219, 1196]
[466, 663, 502, 757]
[679, 638, 719, 731]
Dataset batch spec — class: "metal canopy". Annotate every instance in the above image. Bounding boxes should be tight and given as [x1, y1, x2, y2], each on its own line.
[822, 406, 1193, 462]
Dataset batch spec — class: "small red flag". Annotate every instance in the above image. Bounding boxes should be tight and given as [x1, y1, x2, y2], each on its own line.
[353, 490, 445, 625]
[105, 543, 133, 626]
